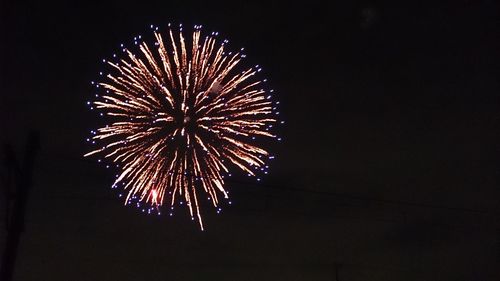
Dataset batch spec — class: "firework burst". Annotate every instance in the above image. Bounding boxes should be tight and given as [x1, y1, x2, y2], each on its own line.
[85, 24, 280, 230]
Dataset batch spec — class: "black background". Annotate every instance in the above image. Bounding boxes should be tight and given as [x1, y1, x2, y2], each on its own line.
[1, 0, 499, 280]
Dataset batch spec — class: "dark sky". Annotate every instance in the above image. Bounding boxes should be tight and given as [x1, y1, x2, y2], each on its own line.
[1, 0, 499, 280]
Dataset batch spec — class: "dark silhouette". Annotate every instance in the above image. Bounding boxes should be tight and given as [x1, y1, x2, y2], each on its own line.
[1, 131, 40, 281]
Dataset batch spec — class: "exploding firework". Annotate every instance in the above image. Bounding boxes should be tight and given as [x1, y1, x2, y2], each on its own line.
[85, 24, 280, 230]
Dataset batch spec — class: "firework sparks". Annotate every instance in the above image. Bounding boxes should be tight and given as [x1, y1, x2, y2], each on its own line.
[85, 24, 280, 230]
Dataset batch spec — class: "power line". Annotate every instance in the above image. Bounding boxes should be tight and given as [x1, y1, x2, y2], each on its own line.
[37, 153, 498, 216]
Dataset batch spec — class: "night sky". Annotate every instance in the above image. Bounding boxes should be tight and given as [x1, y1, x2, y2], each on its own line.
[1, 0, 499, 280]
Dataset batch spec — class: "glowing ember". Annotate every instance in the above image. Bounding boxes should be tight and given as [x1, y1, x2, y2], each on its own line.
[85, 24, 280, 230]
